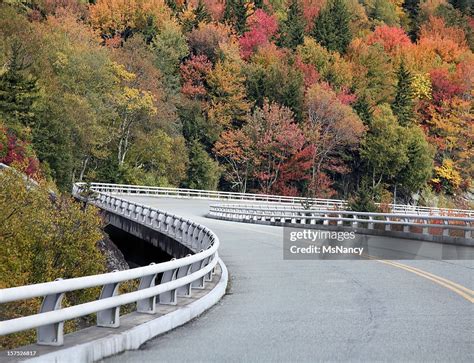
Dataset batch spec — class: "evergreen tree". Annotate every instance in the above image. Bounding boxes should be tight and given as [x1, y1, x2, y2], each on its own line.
[348, 180, 380, 212]
[254, 0, 264, 9]
[449, 0, 473, 16]
[165, 0, 180, 14]
[392, 61, 415, 126]
[0, 41, 38, 128]
[194, 0, 212, 25]
[224, 0, 248, 35]
[403, 0, 421, 40]
[278, 0, 305, 50]
[353, 96, 373, 125]
[311, 0, 352, 53]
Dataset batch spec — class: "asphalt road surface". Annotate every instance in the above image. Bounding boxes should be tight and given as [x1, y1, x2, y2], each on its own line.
[106, 197, 473, 363]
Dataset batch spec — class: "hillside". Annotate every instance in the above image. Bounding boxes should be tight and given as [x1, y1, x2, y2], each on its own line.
[0, 0, 472, 208]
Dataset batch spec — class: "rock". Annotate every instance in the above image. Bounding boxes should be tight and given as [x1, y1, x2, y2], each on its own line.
[97, 233, 130, 271]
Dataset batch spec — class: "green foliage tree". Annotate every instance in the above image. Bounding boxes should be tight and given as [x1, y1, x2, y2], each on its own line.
[278, 0, 305, 50]
[179, 99, 218, 147]
[184, 139, 221, 190]
[0, 40, 38, 128]
[361, 104, 432, 196]
[397, 126, 433, 194]
[311, 0, 352, 53]
[392, 61, 415, 126]
[125, 130, 189, 186]
[368, 0, 400, 26]
[153, 20, 189, 93]
[245, 50, 304, 121]
[361, 104, 409, 189]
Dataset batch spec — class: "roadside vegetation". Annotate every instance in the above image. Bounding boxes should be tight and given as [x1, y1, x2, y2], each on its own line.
[0, 166, 106, 348]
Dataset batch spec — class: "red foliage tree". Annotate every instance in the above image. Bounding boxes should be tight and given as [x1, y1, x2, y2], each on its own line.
[180, 54, 212, 98]
[336, 86, 357, 105]
[246, 101, 306, 193]
[295, 56, 320, 89]
[302, 0, 325, 31]
[0, 127, 39, 178]
[271, 145, 313, 196]
[215, 101, 309, 194]
[239, 9, 278, 59]
[429, 68, 466, 105]
[366, 25, 411, 55]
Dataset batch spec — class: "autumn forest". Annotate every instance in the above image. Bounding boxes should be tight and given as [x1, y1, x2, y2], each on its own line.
[1, 0, 473, 209]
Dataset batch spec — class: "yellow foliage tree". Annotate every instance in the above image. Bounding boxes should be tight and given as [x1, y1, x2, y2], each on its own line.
[207, 59, 250, 130]
[89, 0, 172, 38]
[432, 158, 462, 193]
[0, 168, 106, 349]
[412, 73, 432, 100]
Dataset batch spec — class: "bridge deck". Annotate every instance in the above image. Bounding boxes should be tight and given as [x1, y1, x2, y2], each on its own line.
[107, 197, 473, 362]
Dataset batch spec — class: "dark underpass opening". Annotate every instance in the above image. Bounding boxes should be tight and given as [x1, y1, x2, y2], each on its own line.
[104, 224, 172, 268]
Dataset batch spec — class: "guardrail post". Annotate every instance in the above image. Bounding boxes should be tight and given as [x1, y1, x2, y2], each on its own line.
[37, 278, 65, 346]
[323, 214, 329, 226]
[352, 215, 358, 228]
[442, 220, 450, 237]
[337, 215, 343, 226]
[465, 228, 472, 239]
[137, 263, 158, 314]
[97, 273, 121, 328]
[368, 216, 374, 230]
[205, 255, 214, 282]
[177, 255, 193, 297]
[385, 217, 391, 231]
[403, 219, 410, 233]
[159, 259, 178, 305]
[190, 252, 208, 289]
[422, 220, 429, 235]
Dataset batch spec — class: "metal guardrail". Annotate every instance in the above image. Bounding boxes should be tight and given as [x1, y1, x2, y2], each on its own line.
[0, 184, 220, 346]
[208, 205, 474, 240]
[81, 182, 474, 217]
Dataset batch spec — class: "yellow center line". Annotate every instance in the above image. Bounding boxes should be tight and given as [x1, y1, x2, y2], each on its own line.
[362, 254, 473, 303]
[384, 260, 474, 295]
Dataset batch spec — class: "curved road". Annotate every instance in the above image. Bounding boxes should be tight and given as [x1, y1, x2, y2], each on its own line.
[108, 197, 473, 362]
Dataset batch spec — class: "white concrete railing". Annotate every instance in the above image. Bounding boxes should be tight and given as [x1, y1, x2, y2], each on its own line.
[83, 182, 474, 217]
[208, 204, 474, 240]
[0, 184, 220, 346]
